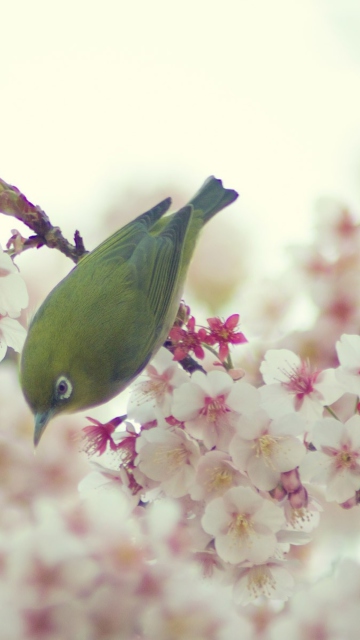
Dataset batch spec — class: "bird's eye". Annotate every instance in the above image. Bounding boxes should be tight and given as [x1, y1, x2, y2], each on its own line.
[55, 375, 73, 400]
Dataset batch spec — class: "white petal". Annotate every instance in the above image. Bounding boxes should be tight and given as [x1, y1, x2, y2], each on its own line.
[0, 273, 28, 317]
[259, 384, 295, 419]
[311, 418, 344, 450]
[260, 349, 300, 384]
[326, 471, 360, 503]
[229, 435, 254, 470]
[336, 334, 360, 369]
[271, 437, 306, 472]
[271, 413, 306, 437]
[226, 381, 260, 415]
[344, 415, 360, 450]
[314, 368, 346, 405]
[246, 455, 280, 491]
[1, 317, 27, 353]
[206, 370, 233, 396]
[335, 367, 360, 396]
[299, 450, 331, 483]
[172, 382, 205, 420]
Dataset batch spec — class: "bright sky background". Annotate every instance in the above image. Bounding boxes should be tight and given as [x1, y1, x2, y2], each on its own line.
[1, 0, 360, 277]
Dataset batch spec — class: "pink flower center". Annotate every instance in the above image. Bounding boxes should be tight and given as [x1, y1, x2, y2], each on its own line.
[202, 395, 228, 422]
[281, 361, 320, 406]
[335, 447, 358, 470]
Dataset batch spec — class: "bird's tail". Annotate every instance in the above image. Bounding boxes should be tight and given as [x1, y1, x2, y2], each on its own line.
[188, 176, 239, 224]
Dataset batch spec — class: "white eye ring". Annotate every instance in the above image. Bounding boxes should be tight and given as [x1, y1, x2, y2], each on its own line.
[55, 375, 73, 400]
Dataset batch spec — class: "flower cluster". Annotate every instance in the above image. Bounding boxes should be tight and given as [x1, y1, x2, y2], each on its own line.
[82, 317, 360, 611]
[0, 246, 28, 360]
[168, 312, 247, 363]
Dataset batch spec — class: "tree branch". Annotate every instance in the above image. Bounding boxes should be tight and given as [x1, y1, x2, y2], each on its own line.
[0, 178, 87, 263]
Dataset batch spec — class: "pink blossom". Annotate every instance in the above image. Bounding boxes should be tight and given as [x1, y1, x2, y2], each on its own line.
[127, 347, 189, 423]
[168, 315, 205, 360]
[229, 410, 306, 491]
[172, 370, 259, 451]
[260, 349, 344, 420]
[82, 415, 124, 456]
[135, 427, 200, 498]
[203, 314, 247, 361]
[201, 486, 285, 564]
[299, 415, 360, 502]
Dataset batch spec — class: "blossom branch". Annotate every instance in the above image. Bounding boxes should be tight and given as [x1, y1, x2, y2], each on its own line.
[0, 177, 87, 263]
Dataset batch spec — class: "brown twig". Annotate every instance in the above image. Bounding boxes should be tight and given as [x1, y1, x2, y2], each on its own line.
[0, 178, 87, 263]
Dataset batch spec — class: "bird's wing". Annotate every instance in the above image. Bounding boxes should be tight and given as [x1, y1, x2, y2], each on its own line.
[131, 204, 193, 343]
[77, 197, 173, 269]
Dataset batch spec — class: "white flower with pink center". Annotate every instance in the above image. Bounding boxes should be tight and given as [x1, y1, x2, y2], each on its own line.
[190, 450, 247, 502]
[260, 349, 344, 421]
[229, 410, 306, 491]
[299, 415, 360, 503]
[171, 370, 260, 451]
[127, 347, 189, 423]
[201, 486, 285, 564]
[135, 427, 200, 498]
[335, 334, 360, 395]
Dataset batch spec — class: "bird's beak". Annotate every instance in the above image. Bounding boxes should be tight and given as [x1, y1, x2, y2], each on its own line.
[34, 410, 53, 448]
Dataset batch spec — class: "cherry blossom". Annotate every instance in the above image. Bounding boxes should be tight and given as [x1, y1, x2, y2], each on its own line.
[201, 486, 285, 564]
[203, 313, 247, 361]
[172, 370, 259, 451]
[260, 348, 344, 420]
[82, 416, 124, 456]
[127, 347, 188, 423]
[335, 333, 360, 395]
[299, 415, 360, 503]
[190, 450, 247, 501]
[168, 315, 205, 361]
[135, 426, 200, 498]
[229, 410, 306, 491]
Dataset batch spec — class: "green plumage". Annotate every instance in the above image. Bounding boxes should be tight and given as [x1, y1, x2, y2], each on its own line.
[20, 176, 238, 444]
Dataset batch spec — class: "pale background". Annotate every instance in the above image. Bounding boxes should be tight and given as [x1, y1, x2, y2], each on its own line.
[1, 0, 360, 274]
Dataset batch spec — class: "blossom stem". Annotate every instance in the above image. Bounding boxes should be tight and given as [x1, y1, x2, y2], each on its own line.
[203, 343, 222, 361]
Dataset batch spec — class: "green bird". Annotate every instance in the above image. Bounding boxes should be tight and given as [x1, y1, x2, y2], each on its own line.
[20, 176, 238, 446]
